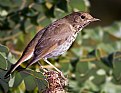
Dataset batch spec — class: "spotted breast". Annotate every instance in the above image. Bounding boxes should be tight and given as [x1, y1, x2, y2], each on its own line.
[44, 32, 78, 58]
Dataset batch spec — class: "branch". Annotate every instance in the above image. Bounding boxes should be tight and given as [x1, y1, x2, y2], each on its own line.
[80, 57, 98, 62]
[79, 51, 121, 62]
[10, 49, 22, 56]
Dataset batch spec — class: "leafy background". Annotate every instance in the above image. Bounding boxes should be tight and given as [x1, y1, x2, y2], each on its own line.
[0, 0, 121, 93]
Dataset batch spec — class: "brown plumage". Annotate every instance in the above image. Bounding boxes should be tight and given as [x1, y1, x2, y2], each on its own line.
[4, 12, 99, 78]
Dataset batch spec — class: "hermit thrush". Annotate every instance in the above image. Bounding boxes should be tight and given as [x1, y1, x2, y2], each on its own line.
[5, 12, 99, 78]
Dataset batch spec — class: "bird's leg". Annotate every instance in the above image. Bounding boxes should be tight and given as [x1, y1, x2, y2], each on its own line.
[37, 61, 43, 69]
[37, 61, 48, 72]
[43, 58, 66, 80]
[43, 58, 61, 72]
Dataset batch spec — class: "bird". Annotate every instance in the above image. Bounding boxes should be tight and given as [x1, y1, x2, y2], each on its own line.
[4, 12, 99, 78]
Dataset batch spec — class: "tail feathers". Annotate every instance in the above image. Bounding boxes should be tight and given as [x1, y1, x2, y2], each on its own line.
[4, 59, 23, 78]
[4, 64, 16, 78]
[26, 57, 38, 68]
[4, 57, 38, 78]
[4, 64, 25, 79]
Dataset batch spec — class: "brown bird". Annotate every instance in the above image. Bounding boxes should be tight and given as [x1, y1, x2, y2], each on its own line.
[5, 12, 99, 78]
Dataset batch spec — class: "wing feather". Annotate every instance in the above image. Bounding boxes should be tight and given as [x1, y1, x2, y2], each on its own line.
[34, 22, 73, 59]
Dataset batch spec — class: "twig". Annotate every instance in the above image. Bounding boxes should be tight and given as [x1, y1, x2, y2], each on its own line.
[43, 65, 59, 69]
[80, 57, 98, 62]
[10, 49, 22, 56]
[0, 32, 21, 41]
[79, 51, 121, 62]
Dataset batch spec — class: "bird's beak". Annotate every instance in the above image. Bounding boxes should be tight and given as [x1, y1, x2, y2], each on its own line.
[90, 18, 100, 22]
[82, 18, 100, 28]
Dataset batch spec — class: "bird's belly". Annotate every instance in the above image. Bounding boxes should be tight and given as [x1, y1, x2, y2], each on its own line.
[45, 34, 77, 58]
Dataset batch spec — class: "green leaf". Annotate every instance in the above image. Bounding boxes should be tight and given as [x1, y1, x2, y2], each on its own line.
[34, 0, 45, 4]
[84, 80, 99, 92]
[0, 44, 9, 53]
[104, 21, 121, 38]
[112, 52, 121, 84]
[13, 72, 23, 87]
[0, 79, 9, 93]
[39, 17, 51, 26]
[19, 18, 26, 33]
[75, 62, 90, 83]
[32, 71, 48, 92]
[7, 53, 17, 64]
[76, 61, 89, 74]
[90, 69, 106, 85]
[36, 78, 48, 92]
[20, 70, 36, 91]
[20, 70, 47, 91]
[95, 48, 102, 59]
[60, 62, 70, 72]
[68, 80, 80, 92]
[98, 43, 115, 54]
[0, 69, 10, 93]
[101, 53, 114, 68]
[113, 51, 121, 61]
[30, 14, 39, 25]
[69, 0, 89, 11]
[56, 0, 68, 12]
[71, 48, 83, 57]
[46, 6, 55, 18]
[102, 82, 121, 93]
[24, 75, 36, 91]
[42, 3, 55, 18]
[0, 53, 7, 70]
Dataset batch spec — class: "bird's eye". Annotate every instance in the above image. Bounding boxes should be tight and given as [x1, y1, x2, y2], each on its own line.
[81, 15, 85, 19]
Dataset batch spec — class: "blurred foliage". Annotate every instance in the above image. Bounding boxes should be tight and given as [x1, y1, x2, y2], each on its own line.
[0, 0, 121, 93]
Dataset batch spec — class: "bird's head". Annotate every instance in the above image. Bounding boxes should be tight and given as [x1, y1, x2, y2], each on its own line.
[65, 12, 100, 31]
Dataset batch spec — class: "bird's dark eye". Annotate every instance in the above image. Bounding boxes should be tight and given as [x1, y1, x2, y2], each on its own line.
[81, 15, 85, 19]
